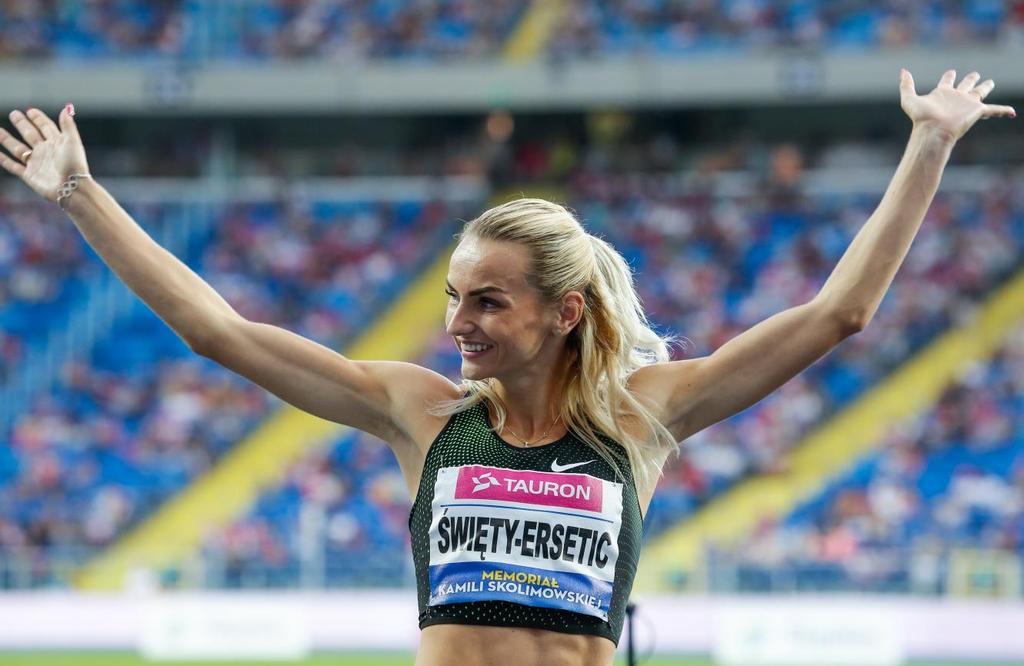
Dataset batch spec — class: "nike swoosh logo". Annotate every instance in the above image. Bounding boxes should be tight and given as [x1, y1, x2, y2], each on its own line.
[551, 459, 595, 473]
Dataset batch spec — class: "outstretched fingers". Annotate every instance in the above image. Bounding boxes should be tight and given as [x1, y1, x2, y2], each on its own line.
[981, 104, 1017, 119]
[26, 108, 60, 141]
[971, 79, 996, 101]
[938, 69, 957, 88]
[0, 126, 31, 161]
[8, 110, 43, 146]
[0, 126, 29, 177]
[947, 70, 1015, 117]
[956, 71, 981, 93]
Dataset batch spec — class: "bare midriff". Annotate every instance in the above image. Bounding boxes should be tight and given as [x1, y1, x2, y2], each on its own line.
[415, 624, 616, 666]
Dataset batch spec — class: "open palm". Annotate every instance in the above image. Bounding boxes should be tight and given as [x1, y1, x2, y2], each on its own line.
[901, 69, 1016, 141]
[0, 106, 89, 202]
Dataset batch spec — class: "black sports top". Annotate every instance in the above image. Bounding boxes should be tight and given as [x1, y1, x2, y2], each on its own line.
[408, 401, 643, 645]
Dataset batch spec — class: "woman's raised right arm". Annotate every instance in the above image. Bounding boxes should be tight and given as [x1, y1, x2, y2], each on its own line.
[0, 106, 457, 444]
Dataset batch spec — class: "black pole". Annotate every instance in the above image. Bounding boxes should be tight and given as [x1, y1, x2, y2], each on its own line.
[626, 601, 636, 666]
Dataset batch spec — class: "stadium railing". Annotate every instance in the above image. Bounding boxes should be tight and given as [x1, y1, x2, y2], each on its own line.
[702, 544, 1024, 598]
[0, 196, 208, 432]
[4, 49, 1023, 113]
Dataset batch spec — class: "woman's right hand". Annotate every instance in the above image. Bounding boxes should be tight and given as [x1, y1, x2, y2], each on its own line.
[0, 104, 89, 203]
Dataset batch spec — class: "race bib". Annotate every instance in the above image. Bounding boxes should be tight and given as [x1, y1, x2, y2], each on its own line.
[427, 464, 623, 620]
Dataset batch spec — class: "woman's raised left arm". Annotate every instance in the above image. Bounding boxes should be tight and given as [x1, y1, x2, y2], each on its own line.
[816, 68, 1014, 328]
[632, 69, 1016, 442]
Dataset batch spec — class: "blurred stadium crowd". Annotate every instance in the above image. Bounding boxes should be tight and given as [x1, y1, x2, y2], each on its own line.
[3, 134, 1021, 592]
[0, 0, 527, 60]
[550, 0, 1024, 56]
[0, 196, 466, 566]
[0, 0, 1022, 600]
[2, 0, 1024, 61]
[726, 322, 1024, 594]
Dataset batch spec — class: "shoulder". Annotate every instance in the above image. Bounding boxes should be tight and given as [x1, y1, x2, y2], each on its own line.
[626, 358, 703, 434]
[365, 360, 462, 452]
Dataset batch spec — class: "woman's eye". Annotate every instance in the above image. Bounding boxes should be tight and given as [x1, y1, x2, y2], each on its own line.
[445, 290, 498, 309]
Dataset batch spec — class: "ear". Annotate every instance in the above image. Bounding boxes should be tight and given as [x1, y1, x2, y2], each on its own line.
[555, 290, 585, 335]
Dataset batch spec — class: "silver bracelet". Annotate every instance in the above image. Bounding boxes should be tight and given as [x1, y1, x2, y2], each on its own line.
[57, 173, 93, 210]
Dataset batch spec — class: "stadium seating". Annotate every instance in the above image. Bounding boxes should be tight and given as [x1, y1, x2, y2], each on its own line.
[551, 0, 1023, 58]
[5, 1, 1021, 63]
[0, 199, 98, 381]
[0, 0, 529, 61]
[0, 195, 472, 586]
[0, 200, 200, 390]
[717, 320, 1024, 594]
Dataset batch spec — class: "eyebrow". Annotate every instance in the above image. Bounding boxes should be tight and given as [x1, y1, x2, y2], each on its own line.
[445, 281, 508, 297]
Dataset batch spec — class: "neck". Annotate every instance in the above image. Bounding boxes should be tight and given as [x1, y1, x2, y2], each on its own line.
[491, 355, 571, 441]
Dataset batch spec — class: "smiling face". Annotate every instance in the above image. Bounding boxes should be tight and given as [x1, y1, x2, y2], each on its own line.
[445, 236, 567, 382]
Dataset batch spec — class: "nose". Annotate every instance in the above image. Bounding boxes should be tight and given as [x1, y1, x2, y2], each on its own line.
[445, 300, 474, 337]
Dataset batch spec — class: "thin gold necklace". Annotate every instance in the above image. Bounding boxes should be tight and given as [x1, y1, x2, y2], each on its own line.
[503, 416, 562, 448]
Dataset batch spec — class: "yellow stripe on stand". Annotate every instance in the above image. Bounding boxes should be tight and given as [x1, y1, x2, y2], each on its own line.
[76, 247, 455, 590]
[635, 270, 1024, 593]
[502, 0, 566, 63]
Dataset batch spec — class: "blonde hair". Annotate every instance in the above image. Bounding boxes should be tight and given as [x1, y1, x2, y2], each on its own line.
[432, 197, 677, 489]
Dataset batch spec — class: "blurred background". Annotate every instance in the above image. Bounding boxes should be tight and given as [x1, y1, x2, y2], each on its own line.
[1, 1, 1024, 665]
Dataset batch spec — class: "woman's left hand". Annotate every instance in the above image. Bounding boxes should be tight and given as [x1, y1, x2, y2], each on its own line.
[900, 69, 1016, 142]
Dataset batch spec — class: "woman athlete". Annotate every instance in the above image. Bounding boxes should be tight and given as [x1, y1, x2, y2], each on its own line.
[0, 70, 1015, 665]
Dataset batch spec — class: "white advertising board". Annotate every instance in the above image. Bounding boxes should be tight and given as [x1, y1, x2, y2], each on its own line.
[1, 591, 1023, 662]
[139, 597, 309, 661]
[712, 603, 903, 666]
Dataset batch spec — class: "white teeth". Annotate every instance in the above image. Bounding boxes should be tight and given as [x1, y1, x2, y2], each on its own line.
[463, 343, 491, 352]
